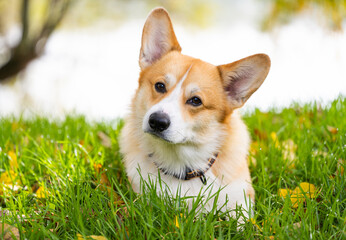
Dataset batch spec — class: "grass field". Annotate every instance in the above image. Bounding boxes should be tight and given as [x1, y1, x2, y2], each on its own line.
[0, 97, 345, 239]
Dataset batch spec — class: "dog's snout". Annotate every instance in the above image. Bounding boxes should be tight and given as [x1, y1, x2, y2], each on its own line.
[149, 112, 170, 132]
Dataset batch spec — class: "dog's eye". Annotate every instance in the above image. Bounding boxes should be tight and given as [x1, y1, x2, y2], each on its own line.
[155, 82, 166, 93]
[186, 96, 202, 106]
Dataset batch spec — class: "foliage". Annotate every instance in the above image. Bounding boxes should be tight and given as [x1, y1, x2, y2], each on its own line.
[0, 0, 70, 82]
[0, 97, 345, 239]
[263, 0, 346, 31]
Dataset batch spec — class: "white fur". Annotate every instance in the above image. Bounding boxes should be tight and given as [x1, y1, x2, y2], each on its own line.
[141, 66, 226, 177]
[119, 8, 266, 224]
[141, 67, 191, 144]
[125, 150, 252, 217]
[121, 103, 254, 220]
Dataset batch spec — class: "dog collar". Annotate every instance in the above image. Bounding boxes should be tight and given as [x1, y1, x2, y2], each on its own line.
[152, 153, 218, 185]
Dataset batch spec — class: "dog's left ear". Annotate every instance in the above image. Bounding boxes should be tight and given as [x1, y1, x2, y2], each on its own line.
[218, 54, 271, 109]
[139, 7, 181, 70]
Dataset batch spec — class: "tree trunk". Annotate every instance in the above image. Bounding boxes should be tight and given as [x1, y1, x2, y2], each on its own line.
[0, 0, 70, 83]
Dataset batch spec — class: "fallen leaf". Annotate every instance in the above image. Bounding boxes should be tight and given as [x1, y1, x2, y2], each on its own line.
[270, 132, 279, 148]
[296, 182, 317, 199]
[0, 223, 20, 240]
[106, 187, 124, 206]
[11, 122, 19, 131]
[336, 159, 344, 176]
[174, 216, 179, 229]
[79, 140, 85, 146]
[174, 213, 184, 229]
[327, 126, 338, 135]
[299, 116, 311, 129]
[248, 141, 258, 166]
[282, 139, 297, 165]
[97, 132, 112, 148]
[278, 188, 291, 198]
[248, 218, 262, 232]
[36, 186, 48, 199]
[94, 163, 102, 174]
[7, 151, 18, 170]
[76, 233, 107, 240]
[0, 170, 17, 185]
[254, 129, 267, 140]
[0, 170, 21, 195]
[94, 164, 111, 189]
[279, 182, 317, 208]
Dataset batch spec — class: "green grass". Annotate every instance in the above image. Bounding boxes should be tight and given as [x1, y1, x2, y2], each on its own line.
[1, 97, 345, 239]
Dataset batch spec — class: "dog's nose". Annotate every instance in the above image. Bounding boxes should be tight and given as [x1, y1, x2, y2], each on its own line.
[149, 112, 170, 132]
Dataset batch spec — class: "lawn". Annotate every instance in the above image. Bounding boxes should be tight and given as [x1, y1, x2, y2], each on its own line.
[0, 97, 345, 239]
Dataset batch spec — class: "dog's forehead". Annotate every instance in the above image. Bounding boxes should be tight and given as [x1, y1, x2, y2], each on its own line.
[160, 53, 221, 89]
[164, 73, 177, 86]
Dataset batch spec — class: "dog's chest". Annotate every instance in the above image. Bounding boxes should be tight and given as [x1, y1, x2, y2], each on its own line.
[126, 153, 220, 196]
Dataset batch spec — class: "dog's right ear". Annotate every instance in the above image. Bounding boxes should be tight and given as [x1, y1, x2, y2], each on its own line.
[139, 7, 181, 70]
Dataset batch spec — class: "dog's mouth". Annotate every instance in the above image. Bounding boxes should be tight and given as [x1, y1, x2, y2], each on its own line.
[144, 130, 174, 143]
[144, 130, 189, 145]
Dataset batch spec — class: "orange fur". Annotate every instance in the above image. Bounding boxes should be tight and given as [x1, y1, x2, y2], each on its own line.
[120, 7, 270, 219]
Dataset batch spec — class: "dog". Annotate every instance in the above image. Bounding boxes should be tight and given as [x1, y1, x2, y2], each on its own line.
[120, 7, 270, 219]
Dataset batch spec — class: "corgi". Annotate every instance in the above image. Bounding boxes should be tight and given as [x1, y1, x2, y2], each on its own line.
[120, 7, 270, 219]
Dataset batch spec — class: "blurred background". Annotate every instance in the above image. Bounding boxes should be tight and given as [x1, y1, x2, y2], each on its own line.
[0, 0, 345, 120]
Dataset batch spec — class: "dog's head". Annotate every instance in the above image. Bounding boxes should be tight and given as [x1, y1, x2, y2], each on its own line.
[133, 8, 270, 154]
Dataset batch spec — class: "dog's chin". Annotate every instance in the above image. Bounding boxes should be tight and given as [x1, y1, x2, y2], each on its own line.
[144, 130, 187, 144]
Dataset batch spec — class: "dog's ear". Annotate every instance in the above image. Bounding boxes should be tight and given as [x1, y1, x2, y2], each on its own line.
[218, 54, 271, 109]
[139, 7, 181, 70]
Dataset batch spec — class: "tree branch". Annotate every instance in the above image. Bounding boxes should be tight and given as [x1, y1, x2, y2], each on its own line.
[0, 0, 71, 82]
[21, 0, 29, 41]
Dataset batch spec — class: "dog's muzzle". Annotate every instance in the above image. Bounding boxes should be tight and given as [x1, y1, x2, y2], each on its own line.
[148, 112, 170, 132]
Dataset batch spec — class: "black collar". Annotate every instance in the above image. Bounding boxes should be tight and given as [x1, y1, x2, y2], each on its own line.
[152, 153, 218, 185]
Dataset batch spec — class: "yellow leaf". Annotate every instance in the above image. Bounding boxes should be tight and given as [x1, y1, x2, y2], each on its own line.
[327, 126, 338, 135]
[298, 182, 316, 198]
[93, 163, 103, 174]
[76, 233, 107, 240]
[248, 141, 258, 166]
[36, 186, 48, 199]
[175, 213, 184, 229]
[8, 150, 18, 170]
[248, 218, 263, 232]
[0, 170, 21, 195]
[0, 170, 17, 185]
[279, 183, 317, 208]
[290, 194, 304, 208]
[289, 182, 317, 208]
[174, 216, 179, 228]
[270, 132, 279, 148]
[11, 122, 19, 131]
[250, 141, 259, 155]
[278, 188, 291, 198]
